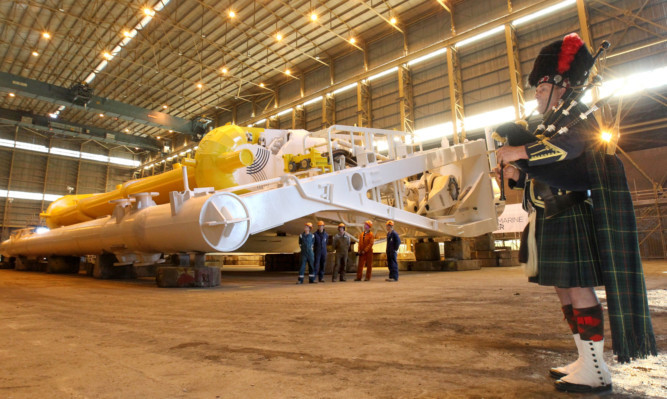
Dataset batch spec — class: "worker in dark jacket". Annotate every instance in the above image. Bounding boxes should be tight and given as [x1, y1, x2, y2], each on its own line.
[313, 221, 328, 283]
[385, 220, 401, 282]
[297, 222, 316, 284]
[332, 223, 351, 282]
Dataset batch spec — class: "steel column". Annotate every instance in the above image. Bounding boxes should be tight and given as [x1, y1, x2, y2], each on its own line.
[446, 46, 465, 144]
[0, 126, 19, 241]
[357, 81, 371, 128]
[504, 24, 525, 120]
[322, 94, 335, 129]
[292, 106, 305, 130]
[397, 65, 415, 134]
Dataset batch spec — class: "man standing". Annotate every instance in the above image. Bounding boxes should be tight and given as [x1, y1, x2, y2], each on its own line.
[332, 223, 350, 282]
[355, 220, 374, 281]
[297, 222, 316, 284]
[495, 33, 655, 393]
[314, 221, 328, 283]
[385, 220, 400, 282]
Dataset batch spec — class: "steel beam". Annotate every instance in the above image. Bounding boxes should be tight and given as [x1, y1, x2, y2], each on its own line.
[504, 24, 525, 120]
[0, 71, 193, 134]
[398, 65, 415, 134]
[0, 107, 160, 151]
[322, 94, 335, 129]
[292, 106, 305, 130]
[446, 46, 465, 144]
[357, 81, 371, 128]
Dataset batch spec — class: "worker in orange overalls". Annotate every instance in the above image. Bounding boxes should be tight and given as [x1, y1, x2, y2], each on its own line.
[355, 220, 375, 281]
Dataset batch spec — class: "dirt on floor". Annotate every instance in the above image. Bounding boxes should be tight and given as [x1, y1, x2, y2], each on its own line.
[0, 261, 665, 399]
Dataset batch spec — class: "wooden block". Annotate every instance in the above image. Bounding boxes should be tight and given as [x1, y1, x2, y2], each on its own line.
[472, 233, 495, 251]
[471, 250, 495, 259]
[415, 241, 440, 261]
[498, 258, 520, 267]
[156, 266, 221, 288]
[477, 258, 499, 268]
[444, 239, 472, 260]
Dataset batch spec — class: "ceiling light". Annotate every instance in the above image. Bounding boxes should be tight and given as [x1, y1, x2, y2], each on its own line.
[228, 10, 236, 18]
[285, 68, 291, 75]
[196, 83, 203, 89]
[8, 93, 15, 97]
[124, 128, 130, 132]
[48, 113, 58, 118]
[123, 30, 132, 38]
[259, 82, 265, 88]
[168, 130, 173, 133]
[162, 105, 168, 109]
[102, 52, 112, 60]
[157, 136, 161, 139]
[276, 32, 283, 41]
[42, 32, 51, 39]
[349, 37, 356, 44]
[143, 7, 154, 16]
[601, 131, 613, 142]
[310, 13, 317, 21]
[99, 113, 104, 117]
[221, 66, 229, 74]
[390, 16, 397, 24]
[32, 51, 39, 56]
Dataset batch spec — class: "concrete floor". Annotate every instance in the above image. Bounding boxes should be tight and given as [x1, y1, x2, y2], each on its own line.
[0, 261, 665, 399]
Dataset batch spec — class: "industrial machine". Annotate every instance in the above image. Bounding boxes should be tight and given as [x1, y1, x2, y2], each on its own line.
[0, 124, 502, 272]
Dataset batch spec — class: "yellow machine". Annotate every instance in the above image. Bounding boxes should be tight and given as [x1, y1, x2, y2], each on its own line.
[41, 124, 260, 228]
[283, 148, 331, 173]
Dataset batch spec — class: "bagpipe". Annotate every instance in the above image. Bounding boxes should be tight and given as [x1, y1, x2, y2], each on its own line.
[493, 40, 611, 200]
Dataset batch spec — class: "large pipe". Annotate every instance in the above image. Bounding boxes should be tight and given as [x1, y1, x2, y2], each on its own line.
[41, 125, 258, 228]
[2, 191, 251, 258]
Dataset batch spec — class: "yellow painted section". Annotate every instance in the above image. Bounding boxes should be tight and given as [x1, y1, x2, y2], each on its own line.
[42, 125, 261, 228]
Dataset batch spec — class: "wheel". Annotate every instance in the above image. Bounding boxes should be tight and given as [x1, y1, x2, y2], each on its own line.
[288, 161, 297, 172]
[300, 158, 311, 169]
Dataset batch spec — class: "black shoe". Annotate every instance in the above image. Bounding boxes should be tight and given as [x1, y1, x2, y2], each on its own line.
[354, 278, 361, 281]
[549, 369, 567, 379]
[340, 278, 346, 282]
[318, 279, 325, 283]
[554, 380, 612, 393]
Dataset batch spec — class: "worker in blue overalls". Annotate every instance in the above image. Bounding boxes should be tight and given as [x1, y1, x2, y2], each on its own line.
[313, 220, 328, 283]
[298, 222, 316, 284]
[385, 220, 401, 282]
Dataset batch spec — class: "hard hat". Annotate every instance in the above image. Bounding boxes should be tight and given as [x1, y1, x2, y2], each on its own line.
[317, 221, 325, 226]
[386, 220, 394, 226]
[305, 222, 313, 228]
[338, 223, 345, 228]
[364, 220, 373, 228]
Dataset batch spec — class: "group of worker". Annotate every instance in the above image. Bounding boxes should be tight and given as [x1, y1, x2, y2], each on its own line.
[297, 219, 401, 284]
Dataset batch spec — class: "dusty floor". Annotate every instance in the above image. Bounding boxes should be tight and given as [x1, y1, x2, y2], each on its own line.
[0, 261, 665, 399]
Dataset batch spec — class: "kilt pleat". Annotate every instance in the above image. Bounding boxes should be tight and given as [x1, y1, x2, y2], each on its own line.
[528, 201, 603, 287]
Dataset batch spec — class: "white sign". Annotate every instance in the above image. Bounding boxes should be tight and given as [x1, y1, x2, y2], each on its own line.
[494, 203, 529, 233]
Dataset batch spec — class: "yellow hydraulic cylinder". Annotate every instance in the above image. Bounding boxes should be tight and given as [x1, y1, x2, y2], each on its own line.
[42, 124, 260, 228]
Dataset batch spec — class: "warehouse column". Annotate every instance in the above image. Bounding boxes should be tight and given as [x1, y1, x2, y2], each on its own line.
[504, 24, 525, 120]
[397, 64, 415, 134]
[446, 45, 465, 144]
[357, 81, 371, 128]
[292, 105, 305, 130]
[322, 93, 335, 129]
[0, 126, 18, 241]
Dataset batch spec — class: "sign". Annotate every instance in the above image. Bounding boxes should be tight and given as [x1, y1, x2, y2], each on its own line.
[494, 203, 529, 233]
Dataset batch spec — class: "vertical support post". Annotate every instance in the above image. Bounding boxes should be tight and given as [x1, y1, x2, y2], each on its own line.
[576, 0, 606, 148]
[75, 143, 83, 194]
[504, 24, 525, 120]
[251, 101, 257, 118]
[300, 74, 305, 98]
[231, 104, 237, 125]
[1, 126, 19, 241]
[446, 46, 465, 144]
[40, 137, 52, 216]
[322, 94, 335, 129]
[329, 58, 335, 85]
[357, 81, 371, 128]
[268, 116, 279, 129]
[397, 65, 415, 134]
[292, 105, 305, 130]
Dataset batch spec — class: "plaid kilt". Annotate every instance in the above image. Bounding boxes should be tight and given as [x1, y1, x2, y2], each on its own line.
[528, 201, 603, 287]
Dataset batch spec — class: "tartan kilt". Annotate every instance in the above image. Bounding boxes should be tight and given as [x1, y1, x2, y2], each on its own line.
[528, 200, 603, 288]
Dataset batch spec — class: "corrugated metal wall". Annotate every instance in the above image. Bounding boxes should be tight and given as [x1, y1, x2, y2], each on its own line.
[0, 125, 138, 240]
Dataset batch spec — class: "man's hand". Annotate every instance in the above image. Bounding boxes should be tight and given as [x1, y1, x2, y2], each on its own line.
[493, 163, 520, 186]
[496, 145, 528, 164]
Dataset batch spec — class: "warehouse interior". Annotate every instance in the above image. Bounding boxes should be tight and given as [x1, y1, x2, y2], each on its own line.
[0, 0, 665, 397]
